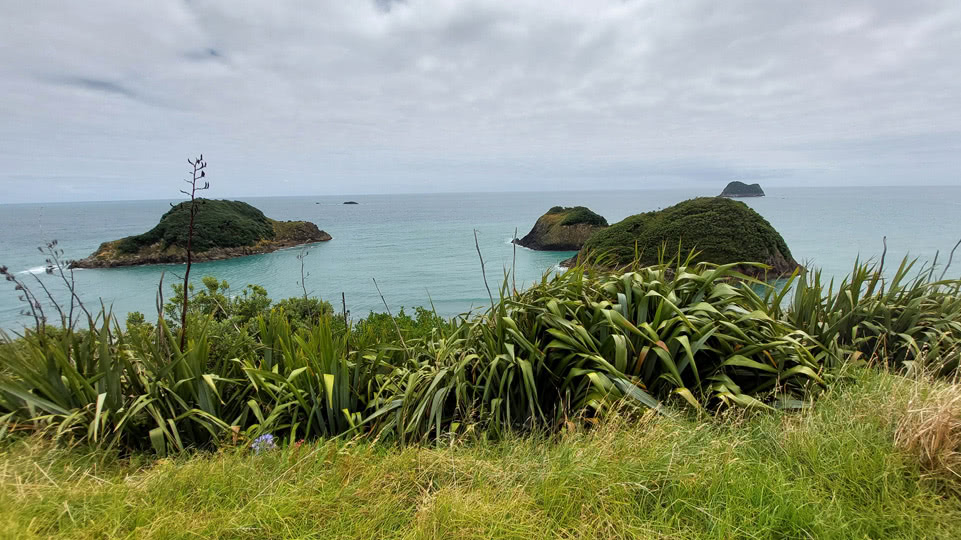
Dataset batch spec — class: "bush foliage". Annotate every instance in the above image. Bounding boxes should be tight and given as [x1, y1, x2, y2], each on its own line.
[545, 206, 609, 227]
[581, 197, 792, 267]
[117, 199, 276, 254]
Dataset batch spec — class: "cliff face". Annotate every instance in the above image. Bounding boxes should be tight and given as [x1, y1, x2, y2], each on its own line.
[514, 206, 608, 251]
[71, 200, 331, 268]
[562, 197, 798, 278]
[720, 181, 765, 197]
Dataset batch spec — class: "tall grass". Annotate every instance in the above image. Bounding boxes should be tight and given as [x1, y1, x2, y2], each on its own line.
[2, 369, 959, 539]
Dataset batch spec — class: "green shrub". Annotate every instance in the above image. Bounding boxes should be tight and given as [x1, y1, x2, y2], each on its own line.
[354, 307, 452, 343]
[581, 197, 792, 267]
[543, 206, 608, 226]
[273, 297, 334, 330]
[162, 277, 272, 326]
[558, 206, 608, 227]
[117, 199, 275, 254]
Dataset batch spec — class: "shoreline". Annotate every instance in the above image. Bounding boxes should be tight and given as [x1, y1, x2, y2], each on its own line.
[70, 237, 331, 269]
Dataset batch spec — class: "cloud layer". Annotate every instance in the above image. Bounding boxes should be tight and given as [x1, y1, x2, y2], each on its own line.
[1, 0, 959, 202]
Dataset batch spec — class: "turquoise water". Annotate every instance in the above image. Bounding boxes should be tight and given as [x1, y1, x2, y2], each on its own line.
[2, 187, 961, 331]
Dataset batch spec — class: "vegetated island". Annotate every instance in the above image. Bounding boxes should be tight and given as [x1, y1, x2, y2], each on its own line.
[71, 199, 331, 268]
[343, 201, 359, 205]
[561, 197, 798, 277]
[513, 206, 608, 251]
[719, 180, 765, 197]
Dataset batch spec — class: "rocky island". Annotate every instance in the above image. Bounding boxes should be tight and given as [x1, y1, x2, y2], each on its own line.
[514, 206, 608, 251]
[719, 181, 765, 197]
[71, 199, 331, 268]
[561, 197, 798, 278]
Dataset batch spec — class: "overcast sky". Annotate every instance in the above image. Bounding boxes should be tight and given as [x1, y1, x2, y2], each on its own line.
[1, 0, 959, 203]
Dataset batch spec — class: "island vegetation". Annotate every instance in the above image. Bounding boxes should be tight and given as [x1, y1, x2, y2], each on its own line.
[71, 199, 331, 268]
[720, 180, 765, 197]
[514, 205, 608, 251]
[565, 197, 797, 277]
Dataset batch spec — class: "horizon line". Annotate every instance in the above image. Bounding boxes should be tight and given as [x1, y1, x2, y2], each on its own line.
[1, 183, 954, 206]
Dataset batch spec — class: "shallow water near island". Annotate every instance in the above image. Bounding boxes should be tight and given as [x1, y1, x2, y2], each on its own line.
[2, 186, 961, 331]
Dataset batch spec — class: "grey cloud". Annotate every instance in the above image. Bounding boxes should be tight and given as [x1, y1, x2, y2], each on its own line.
[374, 0, 405, 13]
[0, 0, 959, 203]
[184, 48, 225, 61]
[46, 76, 139, 99]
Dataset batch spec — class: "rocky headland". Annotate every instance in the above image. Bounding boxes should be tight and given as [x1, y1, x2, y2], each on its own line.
[514, 206, 608, 251]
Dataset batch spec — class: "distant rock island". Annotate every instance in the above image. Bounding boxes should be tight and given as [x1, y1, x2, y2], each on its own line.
[720, 181, 765, 197]
[343, 201, 359, 205]
[514, 206, 608, 251]
[71, 199, 331, 269]
[561, 197, 798, 278]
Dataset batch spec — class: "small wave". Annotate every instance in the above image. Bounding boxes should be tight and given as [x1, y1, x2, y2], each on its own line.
[17, 266, 47, 275]
[504, 237, 518, 246]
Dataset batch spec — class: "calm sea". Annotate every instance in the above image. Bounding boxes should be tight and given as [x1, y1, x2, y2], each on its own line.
[2, 187, 960, 331]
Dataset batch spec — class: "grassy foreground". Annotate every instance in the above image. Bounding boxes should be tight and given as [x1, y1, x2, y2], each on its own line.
[2, 368, 960, 539]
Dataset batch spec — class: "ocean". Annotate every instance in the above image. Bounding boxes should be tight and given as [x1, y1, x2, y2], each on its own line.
[2, 186, 960, 331]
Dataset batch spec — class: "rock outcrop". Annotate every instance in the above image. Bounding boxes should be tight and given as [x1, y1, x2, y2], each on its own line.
[720, 181, 765, 197]
[561, 197, 798, 278]
[514, 206, 608, 251]
[71, 199, 331, 268]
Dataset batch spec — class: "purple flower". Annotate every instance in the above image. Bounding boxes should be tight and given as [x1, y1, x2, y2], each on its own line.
[250, 433, 277, 454]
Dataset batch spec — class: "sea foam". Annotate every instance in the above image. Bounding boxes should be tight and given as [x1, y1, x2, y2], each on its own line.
[17, 266, 47, 275]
